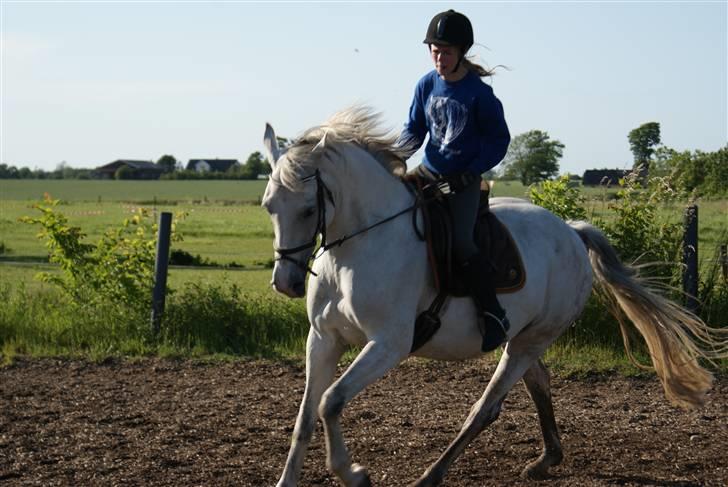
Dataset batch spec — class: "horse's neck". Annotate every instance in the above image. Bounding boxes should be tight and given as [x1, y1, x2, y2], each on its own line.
[326, 151, 412, 245]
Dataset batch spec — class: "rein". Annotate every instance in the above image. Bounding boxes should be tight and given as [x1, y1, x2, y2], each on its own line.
[273, 169, 423, 277]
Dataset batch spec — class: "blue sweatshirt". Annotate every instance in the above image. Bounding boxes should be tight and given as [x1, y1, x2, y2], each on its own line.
[398, 69, 510, 176]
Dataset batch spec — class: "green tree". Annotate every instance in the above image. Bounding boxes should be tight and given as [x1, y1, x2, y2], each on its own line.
[628, 122, 661, 171]
[276, 136, 292, 151]
[648, 144, 727, 197]
[240, 151, 268, 179]
[529, 175, 587, 221]
[0, 164, 19, 179]
[501, 130, 564, 185]
[156, 154, 177, 173]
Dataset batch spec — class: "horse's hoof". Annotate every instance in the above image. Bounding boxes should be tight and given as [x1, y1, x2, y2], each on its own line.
[351, 463, 372, 487]
[409, 470, 440, 487]
[521, 462, 549, 480]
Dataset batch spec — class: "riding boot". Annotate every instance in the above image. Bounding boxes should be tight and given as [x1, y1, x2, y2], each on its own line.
[460, 252, 510, 352]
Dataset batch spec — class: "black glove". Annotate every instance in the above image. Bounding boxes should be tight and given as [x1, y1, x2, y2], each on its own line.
[443, 171, 479, 194]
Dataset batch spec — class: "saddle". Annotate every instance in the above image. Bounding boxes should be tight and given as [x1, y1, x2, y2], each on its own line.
[407, 176, 527, 352]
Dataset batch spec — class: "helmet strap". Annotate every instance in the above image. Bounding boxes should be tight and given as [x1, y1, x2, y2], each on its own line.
[453, 56, 462, 73]
[453, 52, 465, 73]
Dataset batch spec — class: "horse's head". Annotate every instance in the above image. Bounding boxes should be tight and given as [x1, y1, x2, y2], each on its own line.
[262, 123, 335, 298]
[261, 107, 410, 298]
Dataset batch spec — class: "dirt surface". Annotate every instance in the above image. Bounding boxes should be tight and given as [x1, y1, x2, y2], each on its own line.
[1, 357, 726, 486]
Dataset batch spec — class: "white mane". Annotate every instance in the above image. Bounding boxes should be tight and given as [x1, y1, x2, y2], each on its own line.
[278, 106, 410, 188]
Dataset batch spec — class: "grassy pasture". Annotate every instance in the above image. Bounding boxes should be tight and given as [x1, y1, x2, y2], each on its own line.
[0, 200, 274, 267]
[1, 179, 725, 366]
[0, 179, 268, 203]
[2, 179, 725, 270]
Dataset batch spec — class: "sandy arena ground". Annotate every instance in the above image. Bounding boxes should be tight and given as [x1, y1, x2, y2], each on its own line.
[1, 357, 726, 486]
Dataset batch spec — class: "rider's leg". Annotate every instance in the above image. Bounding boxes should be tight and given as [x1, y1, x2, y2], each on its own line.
[449, 176, 510, 352]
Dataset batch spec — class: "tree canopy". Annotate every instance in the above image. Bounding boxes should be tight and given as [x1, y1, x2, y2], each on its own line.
[156, 155, 177, 173]
[239, 151, 268, 179]
[628, 122, 661, 170]
[501, 130, 564, 185]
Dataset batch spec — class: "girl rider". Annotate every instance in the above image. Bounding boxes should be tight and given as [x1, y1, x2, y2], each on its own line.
[398, 9, 511, 351]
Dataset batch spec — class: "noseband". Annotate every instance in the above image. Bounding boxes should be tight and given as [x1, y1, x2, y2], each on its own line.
[273, 168, 422, 277]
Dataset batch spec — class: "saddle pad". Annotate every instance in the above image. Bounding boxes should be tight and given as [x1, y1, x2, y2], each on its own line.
[423, 188, 526, 296]
[475, 208, 526, 294]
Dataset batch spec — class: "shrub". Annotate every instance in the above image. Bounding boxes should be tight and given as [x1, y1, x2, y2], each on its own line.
[169, 249, 215, 267]
[20, 195, 182, 314]
[595, 172, 682, 275]
[529, 175, 587, 221]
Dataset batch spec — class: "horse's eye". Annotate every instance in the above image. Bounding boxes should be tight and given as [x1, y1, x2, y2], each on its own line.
[302, 207, 316, 218]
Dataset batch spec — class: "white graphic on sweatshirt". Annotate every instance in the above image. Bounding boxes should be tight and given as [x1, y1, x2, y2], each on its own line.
[426, 96, 468, 157]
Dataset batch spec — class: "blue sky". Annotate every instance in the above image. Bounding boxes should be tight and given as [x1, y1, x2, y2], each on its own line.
[2, 1, 726, 175]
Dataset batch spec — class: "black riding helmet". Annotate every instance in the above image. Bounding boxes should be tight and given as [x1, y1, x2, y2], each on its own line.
[423, 10, 474, 53]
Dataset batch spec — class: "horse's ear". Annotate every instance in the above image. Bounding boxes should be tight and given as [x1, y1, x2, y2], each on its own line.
[263, 123, 280, 169]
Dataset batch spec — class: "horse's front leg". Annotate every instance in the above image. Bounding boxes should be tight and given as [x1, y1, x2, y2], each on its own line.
[277, 329, 345, 487]
[319, 339, 409, 487]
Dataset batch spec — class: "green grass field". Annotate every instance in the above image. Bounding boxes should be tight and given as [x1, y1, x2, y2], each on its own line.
[2, 179, 725, 270]
[1, 179, 725, 369]
[0, 179, 268, 203]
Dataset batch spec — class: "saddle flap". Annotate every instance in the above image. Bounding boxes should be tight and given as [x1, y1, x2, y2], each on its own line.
[420, 182, 526, 296]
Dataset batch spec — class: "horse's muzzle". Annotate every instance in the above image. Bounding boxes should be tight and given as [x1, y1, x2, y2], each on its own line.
[271, 263, 307, 298]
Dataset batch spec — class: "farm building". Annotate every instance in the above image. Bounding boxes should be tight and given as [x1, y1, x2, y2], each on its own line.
[582, 169, 629, 186]
[94, 160, 164, 180]
[186, 159, 240, 173]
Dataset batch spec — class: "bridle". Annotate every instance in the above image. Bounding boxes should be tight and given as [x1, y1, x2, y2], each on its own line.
[273, 169, 334, 276]
[273, 169, 421, 277]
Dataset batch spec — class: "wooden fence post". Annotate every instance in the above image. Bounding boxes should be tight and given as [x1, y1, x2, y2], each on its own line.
[720, 244, 727, 284]
[682, 205, 699, 313]
[151, 212, 173, 335]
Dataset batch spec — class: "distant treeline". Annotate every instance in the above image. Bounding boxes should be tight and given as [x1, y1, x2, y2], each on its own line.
[2, 144, 725, 197]
[0, 151, 270, 181]
[0, 164, 94, 180]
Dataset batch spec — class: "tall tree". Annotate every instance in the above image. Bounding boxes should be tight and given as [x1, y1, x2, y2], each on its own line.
[156, 154, 177, 173]
[501, 130, 564, 185]
[628, 122, 661, 171]
[240, 151, 268, 179]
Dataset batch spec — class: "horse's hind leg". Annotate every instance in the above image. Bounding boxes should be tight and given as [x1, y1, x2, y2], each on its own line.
[412, 342, 540, 487]
[521, 359, 562, 479]
[319, 339, 408, 487]
[277, 330, 345, 487]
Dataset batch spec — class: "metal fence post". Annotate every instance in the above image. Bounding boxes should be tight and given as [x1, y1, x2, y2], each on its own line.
[151, 212, 173, 335]
[682, 205, 699, 313]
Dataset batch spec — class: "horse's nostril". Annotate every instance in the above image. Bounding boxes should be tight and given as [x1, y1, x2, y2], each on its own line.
[293, 281, 306, 296]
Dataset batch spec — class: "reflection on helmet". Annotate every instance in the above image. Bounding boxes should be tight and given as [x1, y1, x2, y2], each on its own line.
[423, 10, 474, 53]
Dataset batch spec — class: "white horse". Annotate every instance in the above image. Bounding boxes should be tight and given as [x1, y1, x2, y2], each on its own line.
[261, 107, 726, 487]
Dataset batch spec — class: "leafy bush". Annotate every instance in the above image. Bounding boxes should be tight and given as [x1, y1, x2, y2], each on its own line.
[529, 175, 587, 221]
[595, 172, 682, 275]
[169, 249, 213, 267]
[652, 145, 728, 198]
[20, 195, 181, 314]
